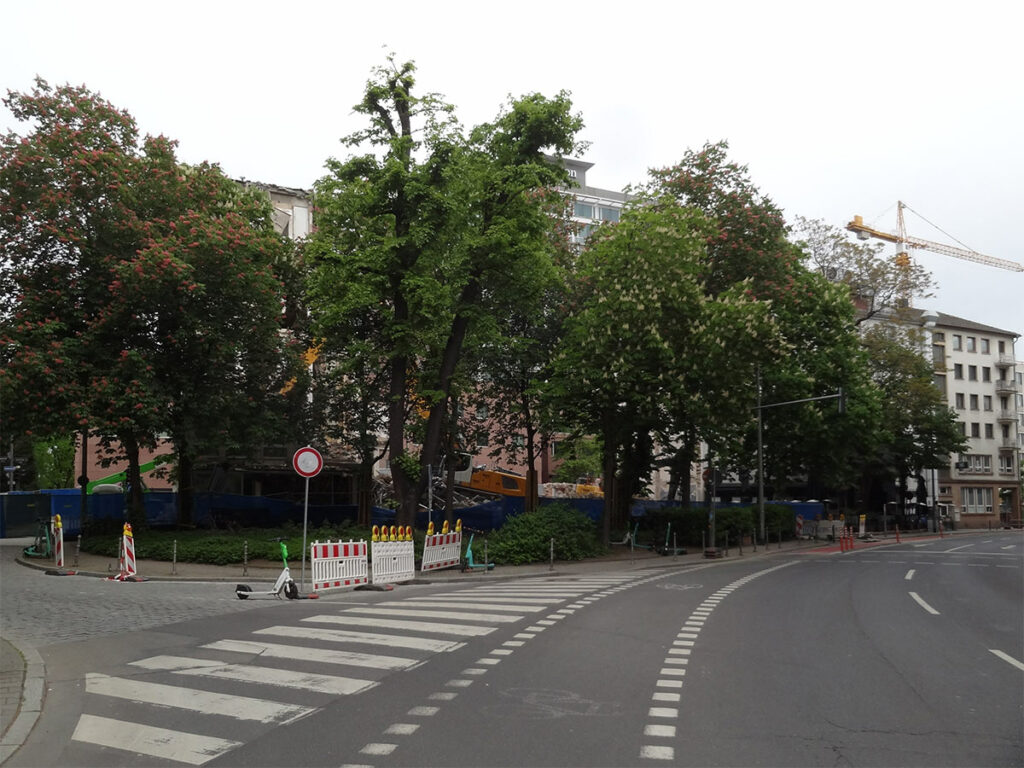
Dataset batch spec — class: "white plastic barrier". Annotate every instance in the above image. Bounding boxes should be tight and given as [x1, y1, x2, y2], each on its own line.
[420, 530, 462, 572]
[371, 539, 415, 585]
[310, 540, 368, 592]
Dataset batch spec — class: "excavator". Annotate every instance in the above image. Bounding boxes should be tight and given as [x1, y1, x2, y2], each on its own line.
[86, 454, 172, 494]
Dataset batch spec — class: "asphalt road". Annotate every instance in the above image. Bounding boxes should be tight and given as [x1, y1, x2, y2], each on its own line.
[2, 531, 1021, 767]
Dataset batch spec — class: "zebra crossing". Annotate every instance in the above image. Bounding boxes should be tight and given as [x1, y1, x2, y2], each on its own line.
[67, 574, 644, 765]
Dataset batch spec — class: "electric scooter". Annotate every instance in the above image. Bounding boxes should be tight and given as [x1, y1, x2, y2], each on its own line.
[236, 539, 300, 600]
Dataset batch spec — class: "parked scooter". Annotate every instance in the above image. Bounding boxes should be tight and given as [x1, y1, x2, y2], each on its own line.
[236, 539, 299, 600]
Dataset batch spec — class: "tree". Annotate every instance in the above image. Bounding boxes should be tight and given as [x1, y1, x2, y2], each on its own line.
[546, 199, 778, 539]
[791, 215, 936, 326]
[307, 58, 582, 525]
[1, 80, 298, 526]
[860, 324, 966, 517]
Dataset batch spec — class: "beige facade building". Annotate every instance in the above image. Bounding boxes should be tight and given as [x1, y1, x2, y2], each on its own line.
[926, 313, 1021, 526]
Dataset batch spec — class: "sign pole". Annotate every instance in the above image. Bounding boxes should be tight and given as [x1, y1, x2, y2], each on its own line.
[301, 474, 309, 592]
[292, 446, 323, 595]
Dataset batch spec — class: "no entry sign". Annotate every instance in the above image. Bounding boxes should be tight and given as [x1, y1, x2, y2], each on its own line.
[293, 446, 323, 478]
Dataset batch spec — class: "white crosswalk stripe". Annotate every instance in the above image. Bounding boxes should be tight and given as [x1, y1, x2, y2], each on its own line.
[72, 714, 242, 766]
[254, 625, 465, 653]
[302, 614, 495, 636]
[202, 639, 420, 670]
[70, 575, 639, 765]
[339, 606, 524, 623]
[84, 673, 314, 724]
[130, 655, 378, 695]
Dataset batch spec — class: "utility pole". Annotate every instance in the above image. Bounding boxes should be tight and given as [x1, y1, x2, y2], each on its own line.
[755, 388, 845, 542]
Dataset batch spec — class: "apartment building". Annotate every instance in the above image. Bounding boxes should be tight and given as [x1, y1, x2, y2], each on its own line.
[926, 313, 1021, 526]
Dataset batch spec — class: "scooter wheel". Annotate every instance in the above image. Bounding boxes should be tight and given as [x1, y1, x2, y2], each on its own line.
[284, 581, 299, 600]
[236, 584, 252, 600]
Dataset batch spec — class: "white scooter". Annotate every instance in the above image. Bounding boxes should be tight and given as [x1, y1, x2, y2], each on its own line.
[236, 539, 300, 600]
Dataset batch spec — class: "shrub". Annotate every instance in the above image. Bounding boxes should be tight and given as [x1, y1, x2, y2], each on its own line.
[486, 504, 606, 565]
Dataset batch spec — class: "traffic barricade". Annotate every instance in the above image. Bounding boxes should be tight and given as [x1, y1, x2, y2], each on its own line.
[310, 539, 368, 593]
[421, 520, 462, 573]
[371, 525, 415, 586]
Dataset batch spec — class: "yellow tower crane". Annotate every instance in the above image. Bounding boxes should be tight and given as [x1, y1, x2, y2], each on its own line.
[847, 201, 1023, 273]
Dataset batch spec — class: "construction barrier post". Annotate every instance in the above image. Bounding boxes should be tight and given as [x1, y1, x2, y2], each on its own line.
[895, 525, 901, 544]
[53, 514, 64, 568]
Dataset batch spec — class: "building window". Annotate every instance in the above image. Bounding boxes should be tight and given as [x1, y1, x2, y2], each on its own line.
[966, 336, 976, 352]
[952, 335, 962, 351]
[968, 365, 977, 381]
[961, 487, 993, 514]
[999, 455, 1015, 473]
[957, 421, 966, 435]
[985, 423, 994, 439]
[475, 404, 489, 421]
[954, 364, 963, 380]
[998, 340, 1005, 353]
[980, 338, 990, 354]
[970, 422, 980, 437]
[939, 485, 951, 496]
[934, 374, 946, 394]
[983, 395, 992, 411]
[959, 454, 991, 473]
[598, 206, 620, 222]
[982, 367, 991, 382]
[955, 393, 965, 409]
[933, 332, 945, 342]
[932, 344, 945, 367]
[970, 394, 979, 410]
[573, 201, 594, 219]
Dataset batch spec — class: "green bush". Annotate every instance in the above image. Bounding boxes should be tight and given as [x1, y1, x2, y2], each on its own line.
[486, 504, 606, 565]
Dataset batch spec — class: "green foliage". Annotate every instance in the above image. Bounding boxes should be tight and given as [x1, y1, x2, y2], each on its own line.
[31, 436, 77, 489]
[486, 504, 606, 565]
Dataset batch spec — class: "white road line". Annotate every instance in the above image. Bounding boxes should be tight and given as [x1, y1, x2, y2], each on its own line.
[397, 601, 546, 612]
[256, 625, 463, 653]
[412, 595, 564, 604]
[72, 714, 242, 766]
[130, 656, 377, 695]
[1001, 545, 1016, 550]
[84, 673, 313, 724]
[302, 615, 494, 637]
[640, 745, 675, 760]
[908, 592, 940, 615]
[341, 607, 523, 623]
[989, 649, 1024, 672]
[944, 544, 974, 552]
[905, 569, 915, 580]
[202, 639, 418, 670]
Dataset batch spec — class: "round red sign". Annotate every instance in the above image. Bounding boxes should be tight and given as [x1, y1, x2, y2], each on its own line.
[292, 446, 323, 478]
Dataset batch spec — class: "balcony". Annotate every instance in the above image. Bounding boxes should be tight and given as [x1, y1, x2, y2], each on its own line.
[996, 410, 1018, 423]
[995, 379, 1020, 395]
[998, 437, 1019, 451]
[995, 354, 1015, 368]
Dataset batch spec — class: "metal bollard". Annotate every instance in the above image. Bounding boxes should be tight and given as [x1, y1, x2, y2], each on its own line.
[172, 539, 177, 576]
[483, 539, 488, 573]
[673, 532, 678, 559]
[243, 540, 248, 576]
[778, 527, 782, 549]
[739, 532, 743, 557]
[550, 537, 554, 571]
[75, 534, 81, 568]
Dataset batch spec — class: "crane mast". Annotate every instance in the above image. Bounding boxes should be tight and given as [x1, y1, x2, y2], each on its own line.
[846, 201, 1023, 273]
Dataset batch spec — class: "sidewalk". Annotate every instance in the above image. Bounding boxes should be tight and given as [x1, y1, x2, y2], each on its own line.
[0, 533, 850, 765]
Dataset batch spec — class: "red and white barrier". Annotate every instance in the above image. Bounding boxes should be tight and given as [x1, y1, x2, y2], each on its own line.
[109, 523, 137, 581]
[310, 539, 368, 592]
[421, 530, 462, 572]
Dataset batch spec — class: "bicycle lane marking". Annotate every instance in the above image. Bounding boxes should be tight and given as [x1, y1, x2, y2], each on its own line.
[638, 561, 798, 762]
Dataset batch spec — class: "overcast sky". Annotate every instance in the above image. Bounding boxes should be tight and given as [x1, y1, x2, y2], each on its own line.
[3, 0, 1021, 339]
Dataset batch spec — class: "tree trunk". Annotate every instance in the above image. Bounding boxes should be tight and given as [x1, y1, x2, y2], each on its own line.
[356, 466, 372, 526]
[123, 434, 144, 529]
[176, 436, 195, 527]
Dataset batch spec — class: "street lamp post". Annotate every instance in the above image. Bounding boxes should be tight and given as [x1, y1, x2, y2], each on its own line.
[755, 387, 845, 542]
